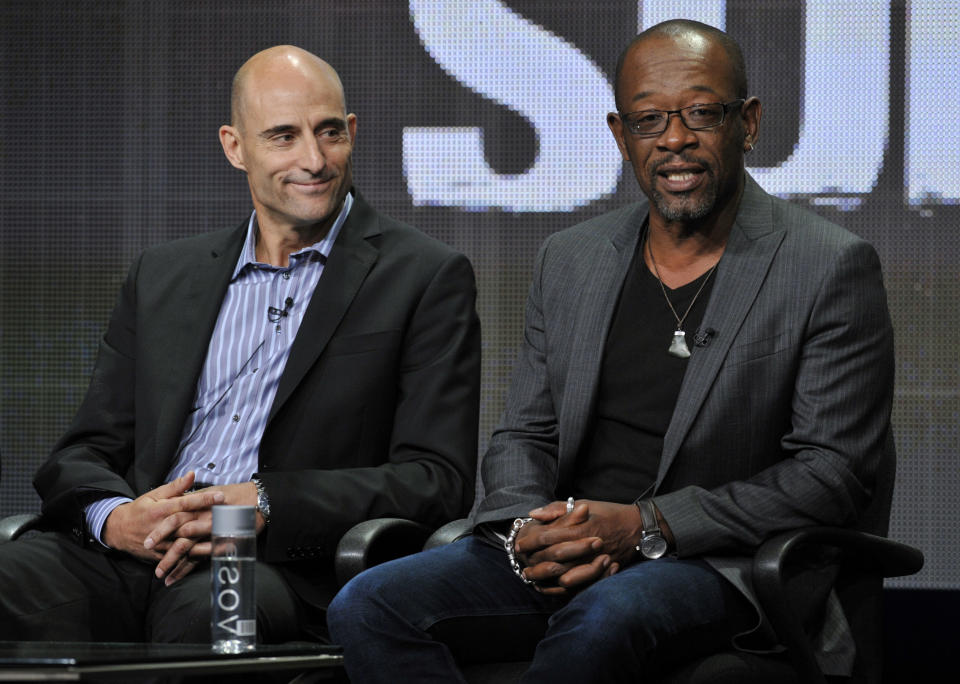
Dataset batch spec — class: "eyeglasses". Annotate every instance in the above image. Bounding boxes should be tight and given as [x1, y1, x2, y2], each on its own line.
[618, 99, 745, 137]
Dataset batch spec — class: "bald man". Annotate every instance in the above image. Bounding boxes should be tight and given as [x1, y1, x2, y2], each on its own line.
[329, 21, 893, 681]
[0, 46, 480, 644]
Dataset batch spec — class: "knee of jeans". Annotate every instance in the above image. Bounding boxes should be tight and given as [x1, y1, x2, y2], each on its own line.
[328, 570, 384, 633]
[560, 588, 660, 651]
[327, 580, 357, 635]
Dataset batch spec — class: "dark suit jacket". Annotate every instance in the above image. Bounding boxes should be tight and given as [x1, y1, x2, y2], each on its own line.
[473, 174, 895, 674]
[35, 191, 481, 605]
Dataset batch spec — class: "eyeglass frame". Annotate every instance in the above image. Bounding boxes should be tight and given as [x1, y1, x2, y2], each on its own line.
[616, 99, 746, 137]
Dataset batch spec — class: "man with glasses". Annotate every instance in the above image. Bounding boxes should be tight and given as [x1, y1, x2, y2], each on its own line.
[329, 19, 894, 681]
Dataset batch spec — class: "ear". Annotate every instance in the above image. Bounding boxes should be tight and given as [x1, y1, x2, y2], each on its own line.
[346, 112, 358, 145]
[607, 112, 631, 161]
[741, 97, 762, 152]
[219, 125, 246, 171]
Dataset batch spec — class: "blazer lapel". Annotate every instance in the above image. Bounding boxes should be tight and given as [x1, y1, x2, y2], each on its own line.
[656, 175, 786, 486]
[557, 205, 645, 485]
[154, 223, 247, 465]
[268, 194, 380, 422]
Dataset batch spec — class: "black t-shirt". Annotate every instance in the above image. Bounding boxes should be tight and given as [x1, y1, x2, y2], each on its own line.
[573, 233, 716, 503]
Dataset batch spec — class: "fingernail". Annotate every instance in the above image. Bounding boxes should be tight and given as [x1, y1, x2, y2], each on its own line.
[213, 492, 225, 502]
[144, 538, 154, 550]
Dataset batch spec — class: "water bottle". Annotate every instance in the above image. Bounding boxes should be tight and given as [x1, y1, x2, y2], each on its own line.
[211, 505, 257, 653]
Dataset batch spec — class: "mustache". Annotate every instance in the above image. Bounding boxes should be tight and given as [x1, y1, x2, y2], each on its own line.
[649, 155, 713, 175]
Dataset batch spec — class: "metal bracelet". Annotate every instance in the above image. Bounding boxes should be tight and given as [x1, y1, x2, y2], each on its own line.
[505, 517, 536, 585]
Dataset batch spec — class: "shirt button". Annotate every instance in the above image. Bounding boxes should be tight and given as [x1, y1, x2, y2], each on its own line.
[206, 462, 216, 470]
[232, 414, 240, 422]
[282, 272, 291, 280]
[252, 367, 259, 373]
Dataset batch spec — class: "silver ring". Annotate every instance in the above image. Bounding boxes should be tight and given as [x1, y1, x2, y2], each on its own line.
[566, 497, 575, 514]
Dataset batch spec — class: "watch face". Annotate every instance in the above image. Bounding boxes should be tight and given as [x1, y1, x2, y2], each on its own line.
[641, 534, 668, 559]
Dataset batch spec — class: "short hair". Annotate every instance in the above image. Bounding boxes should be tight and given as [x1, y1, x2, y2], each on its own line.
[614, 20, 748, 112]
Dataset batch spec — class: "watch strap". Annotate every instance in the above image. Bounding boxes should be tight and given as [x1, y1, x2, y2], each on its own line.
[636, 499, 660, 535]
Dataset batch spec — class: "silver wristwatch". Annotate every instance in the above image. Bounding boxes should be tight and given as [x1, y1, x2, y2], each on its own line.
[635, 499, 668, 559]
[251, 477, 271, 526]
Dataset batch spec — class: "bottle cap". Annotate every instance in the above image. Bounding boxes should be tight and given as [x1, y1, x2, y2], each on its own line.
[212, 505, 256, 535]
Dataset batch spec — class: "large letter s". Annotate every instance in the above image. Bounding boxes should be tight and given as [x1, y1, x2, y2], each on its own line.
[404, 0, 621, 212]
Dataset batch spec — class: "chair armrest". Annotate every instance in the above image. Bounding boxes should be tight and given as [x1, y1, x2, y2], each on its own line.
[752, 527, 924, 684]
[334, 518, 433, 587]
[755, 527, 924, 581]
[0, 513, 42, 543]
[424, 518, 473, 550]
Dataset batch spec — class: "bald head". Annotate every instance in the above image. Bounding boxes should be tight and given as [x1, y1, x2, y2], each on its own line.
[219, 45, 357, 243]
[230, 45, 346, 130]
[614, 20, 747, 112]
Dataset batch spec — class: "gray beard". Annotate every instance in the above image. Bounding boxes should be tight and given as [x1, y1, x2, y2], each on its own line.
[650, 182, 717, 222]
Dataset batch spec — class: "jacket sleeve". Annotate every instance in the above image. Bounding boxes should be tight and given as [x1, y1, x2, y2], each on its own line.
[472, 237, 560, 527]
[34, 256, 142, 537]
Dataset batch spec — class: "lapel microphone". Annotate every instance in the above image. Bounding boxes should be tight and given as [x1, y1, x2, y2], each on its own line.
[267, 297, 294, 323]
[693, 327, 716, 347]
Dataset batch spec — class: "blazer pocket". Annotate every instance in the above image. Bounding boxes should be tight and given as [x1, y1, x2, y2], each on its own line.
[324, 329, 401, 357]
[723, 330, 794, 367]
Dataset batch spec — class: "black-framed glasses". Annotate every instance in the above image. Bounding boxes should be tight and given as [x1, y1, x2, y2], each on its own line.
[618, 99, 745, 137]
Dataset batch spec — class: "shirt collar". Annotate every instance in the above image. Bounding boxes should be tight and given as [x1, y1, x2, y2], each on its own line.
[232, 191, 354, 279]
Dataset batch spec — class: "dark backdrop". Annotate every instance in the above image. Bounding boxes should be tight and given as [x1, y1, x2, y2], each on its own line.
[1, 1, 957, 590]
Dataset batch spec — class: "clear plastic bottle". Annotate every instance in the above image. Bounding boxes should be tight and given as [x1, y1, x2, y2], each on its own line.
[211, 505, 257, 653]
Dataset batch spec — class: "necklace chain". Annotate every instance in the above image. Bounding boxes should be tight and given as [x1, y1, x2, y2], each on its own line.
[647, 236, 718, 333]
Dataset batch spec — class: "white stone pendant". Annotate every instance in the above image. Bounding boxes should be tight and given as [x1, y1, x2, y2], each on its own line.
[668, 330, 691, 358]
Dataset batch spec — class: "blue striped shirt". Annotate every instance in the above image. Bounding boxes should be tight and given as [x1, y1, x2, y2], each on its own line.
[85, 193, 353, 544]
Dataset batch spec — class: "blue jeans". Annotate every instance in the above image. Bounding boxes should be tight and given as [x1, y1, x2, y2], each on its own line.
[327, 536, 757, 683]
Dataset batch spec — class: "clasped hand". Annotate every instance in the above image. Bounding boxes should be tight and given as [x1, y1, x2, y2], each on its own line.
[514, 499, 643, 596]
[101, 472, 262, 585]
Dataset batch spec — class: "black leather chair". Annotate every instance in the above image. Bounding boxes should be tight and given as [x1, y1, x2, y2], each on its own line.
[332, 516, 923, 684]
[0, 513, 42, 542]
